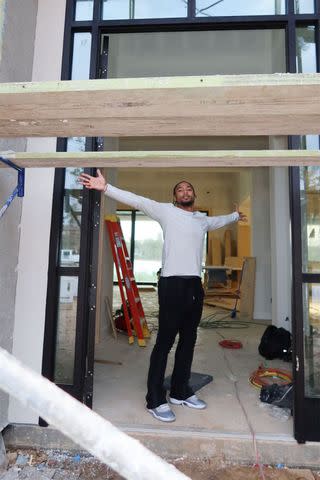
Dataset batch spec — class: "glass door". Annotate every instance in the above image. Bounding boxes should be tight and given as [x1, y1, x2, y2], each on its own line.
[133, 212, 162, 284]
[291, 164, 320, 442]
[42, 163, 99, 406]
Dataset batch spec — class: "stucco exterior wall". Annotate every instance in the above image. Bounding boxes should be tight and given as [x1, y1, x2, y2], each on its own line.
[8, 0, 66, 424]
[0, 0, 38, 431]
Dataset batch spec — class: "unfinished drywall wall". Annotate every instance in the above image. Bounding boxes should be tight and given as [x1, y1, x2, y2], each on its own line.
[9, 0, 66, 424]
[0, 0, 38, 431]
[270, 167, 292, 329]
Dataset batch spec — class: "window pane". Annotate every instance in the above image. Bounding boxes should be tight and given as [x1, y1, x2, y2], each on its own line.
[300, 167, 320, 274]
[102, 0, 187, 19]
[134, 213, 163, 283]
[295, 0, 315, 13]
[58, 142, 86, 266]
[71, 32, 92, 80]
[75, 0, 94, 20]
[113, 211, 132, 281]
[60, 183, 83, 267]
[135, 0, 187, 19]
[67, 137, 86, 156]
[196, 0, 285, 16]
[54, 276, 79, 384]
[102, 0, 130, 19]
[303, 283, 320, 397]
[296, 26, 316, 73]
[105, 30, 286, 78]
[299, 136, 320, 151]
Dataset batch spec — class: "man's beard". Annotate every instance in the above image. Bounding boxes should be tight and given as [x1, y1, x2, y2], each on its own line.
[176, 199, 194, 207]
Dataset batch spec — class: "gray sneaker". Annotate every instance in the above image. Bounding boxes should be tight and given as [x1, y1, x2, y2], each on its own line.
[169, 394, 207, 410]
[147, 403, 176, 422]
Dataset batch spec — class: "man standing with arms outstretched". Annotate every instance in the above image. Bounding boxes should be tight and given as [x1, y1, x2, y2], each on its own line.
[79, 169, 246, 422]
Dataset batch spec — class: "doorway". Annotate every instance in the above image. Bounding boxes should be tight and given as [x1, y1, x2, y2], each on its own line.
[92, 164, 293, 438]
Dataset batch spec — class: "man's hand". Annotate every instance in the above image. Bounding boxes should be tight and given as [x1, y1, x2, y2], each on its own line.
[78, 169, 106, 191]
[234, 203, 247, 222]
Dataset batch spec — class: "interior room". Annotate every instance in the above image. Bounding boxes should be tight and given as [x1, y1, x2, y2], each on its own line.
[91, 139, 293, 437]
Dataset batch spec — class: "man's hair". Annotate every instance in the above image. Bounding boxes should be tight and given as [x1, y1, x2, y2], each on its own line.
[172, 180, 195, 197]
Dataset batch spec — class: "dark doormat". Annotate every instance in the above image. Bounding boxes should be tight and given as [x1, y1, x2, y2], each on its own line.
[163, 372, 213, 393]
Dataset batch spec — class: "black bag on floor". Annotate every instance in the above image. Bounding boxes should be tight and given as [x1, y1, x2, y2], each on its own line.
[260, 383, 293, 410]
[258, 325, 292, 361]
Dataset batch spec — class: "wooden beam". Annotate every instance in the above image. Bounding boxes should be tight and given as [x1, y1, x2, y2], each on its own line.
[0, 74, 320, 137]
[1, 150, 320, 168]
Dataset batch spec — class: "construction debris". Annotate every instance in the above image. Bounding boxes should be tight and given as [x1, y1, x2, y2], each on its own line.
[1, 450, 318, 480]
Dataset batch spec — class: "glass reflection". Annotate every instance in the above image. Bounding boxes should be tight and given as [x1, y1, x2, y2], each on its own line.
[54, 276, 79, 384]
[67, 137, 86, 155]
[295, 0, 315, 13]
[135, 0, 187, 19]
[304, 283, 320, 397]
[296, 26, 316, 73]
[300, 167, 320, 274]
[102, 0, 187, 19]
[196, 0, 285, 16]
[102, 0, 131, 19]
[71, 32, 92, 80]
[60, 180, 83, 267]
[75, 0, 94, 20]
[134, 213, 162, 283]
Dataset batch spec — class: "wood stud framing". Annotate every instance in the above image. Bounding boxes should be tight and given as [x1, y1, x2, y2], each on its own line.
[1, 149, 320, 168]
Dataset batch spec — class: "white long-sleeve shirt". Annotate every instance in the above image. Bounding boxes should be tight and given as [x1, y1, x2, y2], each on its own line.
[105, 184, 239, 278]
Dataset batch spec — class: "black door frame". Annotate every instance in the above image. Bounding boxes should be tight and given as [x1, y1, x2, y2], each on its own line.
[290, 161, 320, 443]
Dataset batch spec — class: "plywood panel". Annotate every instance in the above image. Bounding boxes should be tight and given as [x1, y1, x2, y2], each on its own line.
[1, 149, 320, 168]
[0, 74, 320, 137]
[224, 230, 232, 259]
[238, 224, 252, 257]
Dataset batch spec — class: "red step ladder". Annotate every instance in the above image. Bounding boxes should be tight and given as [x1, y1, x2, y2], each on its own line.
[105, 215, 150, 347]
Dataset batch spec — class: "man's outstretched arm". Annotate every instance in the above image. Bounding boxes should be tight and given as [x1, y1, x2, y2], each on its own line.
[206, 203, 247, 231]
[78, 169, 165, 222]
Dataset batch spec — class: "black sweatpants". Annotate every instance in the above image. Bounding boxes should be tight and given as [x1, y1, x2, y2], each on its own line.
[146, 276, 204, 409]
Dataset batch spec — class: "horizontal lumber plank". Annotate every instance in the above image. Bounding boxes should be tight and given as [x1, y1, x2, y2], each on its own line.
[1, 150, 320, 168]
[0, 74, 320, 137]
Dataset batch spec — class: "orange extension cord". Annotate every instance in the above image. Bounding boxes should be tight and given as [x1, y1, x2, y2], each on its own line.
[219, 339, 243, 349]
[249, 364, 292, 389]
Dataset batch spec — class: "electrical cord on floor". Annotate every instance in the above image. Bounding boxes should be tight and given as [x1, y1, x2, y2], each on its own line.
[199, 311, 270, 330]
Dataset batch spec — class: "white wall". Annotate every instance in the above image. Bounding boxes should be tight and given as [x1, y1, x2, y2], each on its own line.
[270, 167, 292, 329]
[269, 137, 292, 330]
[9, 0, 66, 424]
[0, 0, 38, 431]
[252, 169, 272, 320]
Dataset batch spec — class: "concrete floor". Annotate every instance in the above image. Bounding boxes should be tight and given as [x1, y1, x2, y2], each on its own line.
[93, 292, 293, 438]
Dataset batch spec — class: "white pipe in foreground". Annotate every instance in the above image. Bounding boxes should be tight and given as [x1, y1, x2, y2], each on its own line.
[0, 348, 190, 480]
